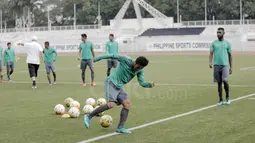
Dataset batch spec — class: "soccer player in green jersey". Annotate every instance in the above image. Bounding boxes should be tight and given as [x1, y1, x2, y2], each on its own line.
[106, 34, 119, 76]
[78, 34, 96, 86]
[4, 42, 16, 82]
[84, 54, 155, 134]
[43, 41, 58, 86]
[0, 44, 3, 82]
[209, 27, 232, 105]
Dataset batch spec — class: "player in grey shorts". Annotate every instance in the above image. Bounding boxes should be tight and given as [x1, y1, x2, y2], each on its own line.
[213, 65, 229, 82]
[106, 34, 119, 76]
[104, 79, 127, 105]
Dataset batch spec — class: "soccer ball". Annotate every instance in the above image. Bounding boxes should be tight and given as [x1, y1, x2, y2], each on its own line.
[94, 106, 104, 116]
[68, 107, 80, 118]
[85, 98, 96, 107]
[54, 104, 65, 115]
[70, 101, 80, 109]
[83, 105, 94, 114]
[100, 115, 113, 128]
[64, 97, 74, 107]
[97, 98, 107, 106]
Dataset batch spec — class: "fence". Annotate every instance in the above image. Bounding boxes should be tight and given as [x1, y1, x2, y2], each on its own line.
[182, 19, 255, 26]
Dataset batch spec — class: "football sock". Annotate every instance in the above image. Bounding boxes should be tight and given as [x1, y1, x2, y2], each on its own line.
[218, 81, 223, 101]
[223, 81, 229, 99]
[107, 68, 111, 76]
[118, 108, 129, 128]
[53, 72, 56, 82]
[89, 104, 110, 118]
[81, 71, 85, 83]
[91, 70, 94, 83]
[47, 74, 51, 84]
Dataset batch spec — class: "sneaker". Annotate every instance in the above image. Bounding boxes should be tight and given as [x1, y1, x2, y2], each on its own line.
[49, 83, 53, 86]
[83, 115, 91, 129]
[217, 101, 224, 106]
[53, 82, 57, 85]
[225, 99, 231, 105]
[32, 86, 37, 89]
[82, 83, 87, 87]
[8, 80, 12, 83]
[116, 127, 132, 134]
[91, 82, 96, 86]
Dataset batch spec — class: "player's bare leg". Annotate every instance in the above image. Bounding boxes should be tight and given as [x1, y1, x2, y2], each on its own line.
[0, 69, 3, 82]
[81, 70, 86, 86]
[84, 102, 114, 128]
[90, 68, 96, 86]
[47, 72, 52, 85]
[116, 99, 132, 134]
[53, 72, 56, 84]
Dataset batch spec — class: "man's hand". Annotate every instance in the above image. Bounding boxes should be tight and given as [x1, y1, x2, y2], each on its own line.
[209, 63, 213, 68]
[229, 67, 232, 75]
[93, 58, 96, 63]
[77, 57, 80, 61]
[150, 82, 155, 88]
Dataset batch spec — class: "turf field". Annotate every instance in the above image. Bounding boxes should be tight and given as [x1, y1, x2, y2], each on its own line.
[1, 53, 255, 143]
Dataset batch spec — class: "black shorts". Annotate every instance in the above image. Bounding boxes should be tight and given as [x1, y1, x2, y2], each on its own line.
[28, 64, 40, 78]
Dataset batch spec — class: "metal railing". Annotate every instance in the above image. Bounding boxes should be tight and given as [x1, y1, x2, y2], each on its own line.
[182, 19, 255, 26]
[2, 24, 101, 33]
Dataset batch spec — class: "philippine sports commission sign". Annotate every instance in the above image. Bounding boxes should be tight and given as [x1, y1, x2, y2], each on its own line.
[147, 41, 212, 51]
[52, 44, 104, 53]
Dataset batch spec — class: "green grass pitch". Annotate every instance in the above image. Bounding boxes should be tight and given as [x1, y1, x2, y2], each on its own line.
[0, 53, 255, 143]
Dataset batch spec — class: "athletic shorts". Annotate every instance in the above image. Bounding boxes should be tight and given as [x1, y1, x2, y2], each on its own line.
[6, 62, 14, 71]
[0, 60, 2, 70]
[107, 60, 118, 69]
[104, 79, 128, 106]
[45, 62, 56, 73]
[28, 63, 40, 78]
[80, 59, 93, 71]
[214, 65, 229, 82]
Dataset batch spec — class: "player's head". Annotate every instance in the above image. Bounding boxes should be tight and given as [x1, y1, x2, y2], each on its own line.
[217, 27, 225, 40]
[133, 56, 149, 71]
[45, 41, 50, 48]
[7, 42, 11, 48]
[109, 34, 114, 41]
[81, 34, 87, 42]
[32, 36, 38, 42]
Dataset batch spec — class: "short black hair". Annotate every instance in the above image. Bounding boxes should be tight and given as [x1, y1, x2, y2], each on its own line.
[7, 42, 11, 46]
[218, 27, 225, 31]
[81, 34, 87, 38]
[45, 41, 50, 45]
[109, 34, 114, 37]
[135, 56, 149, 67]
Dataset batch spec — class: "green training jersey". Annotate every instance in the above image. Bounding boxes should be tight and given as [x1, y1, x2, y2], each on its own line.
[95, 54, 152, 89]
[4, 48, 16, 64]
[43, 48, 58, 64]
[210, 40, 232, 66]
[79, 41, 93, 60]
[0, 46, 3, 60]
[106, 41, 118, 55]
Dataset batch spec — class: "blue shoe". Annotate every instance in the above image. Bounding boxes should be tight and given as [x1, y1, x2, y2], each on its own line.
[116, 127, 131, 134]
[217, 101, 224, 106]
[83, 115, 91, 129]
[225, 99, 231, 105]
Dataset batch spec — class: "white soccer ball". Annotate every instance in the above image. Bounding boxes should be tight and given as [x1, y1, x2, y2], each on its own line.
[54, 104, 65, 115]
[68, 107, 80, 118]
[70, 101, 80, 109]
[64, 97, 74, 107]
[97, 98, 107, 106]
[83, 105, 94, 114]
[86, 98, 96, 107]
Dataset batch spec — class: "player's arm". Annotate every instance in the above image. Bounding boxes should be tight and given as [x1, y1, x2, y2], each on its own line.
[228, 43, 233, 74]
[137, 70, 154, 88]
[91, 45, 95, 59]
[209, 42, 214, 68]
[53, 49, 58, 62]
[39, 45, 44, 63]
[95, 54, 125, 62]
[3, 50, 7, 66]
[78, 44, 82, 60]
[105, 43, 109, 55]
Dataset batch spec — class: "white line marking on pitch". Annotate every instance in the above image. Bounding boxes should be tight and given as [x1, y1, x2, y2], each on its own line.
[248, 98, 255, 100]
[240, 67, 255, 70]
[10, 81, 255, 88]
[77, 93, 255, 143]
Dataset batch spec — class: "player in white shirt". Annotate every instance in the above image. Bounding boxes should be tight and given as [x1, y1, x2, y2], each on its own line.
[18, 36, 44, 89]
